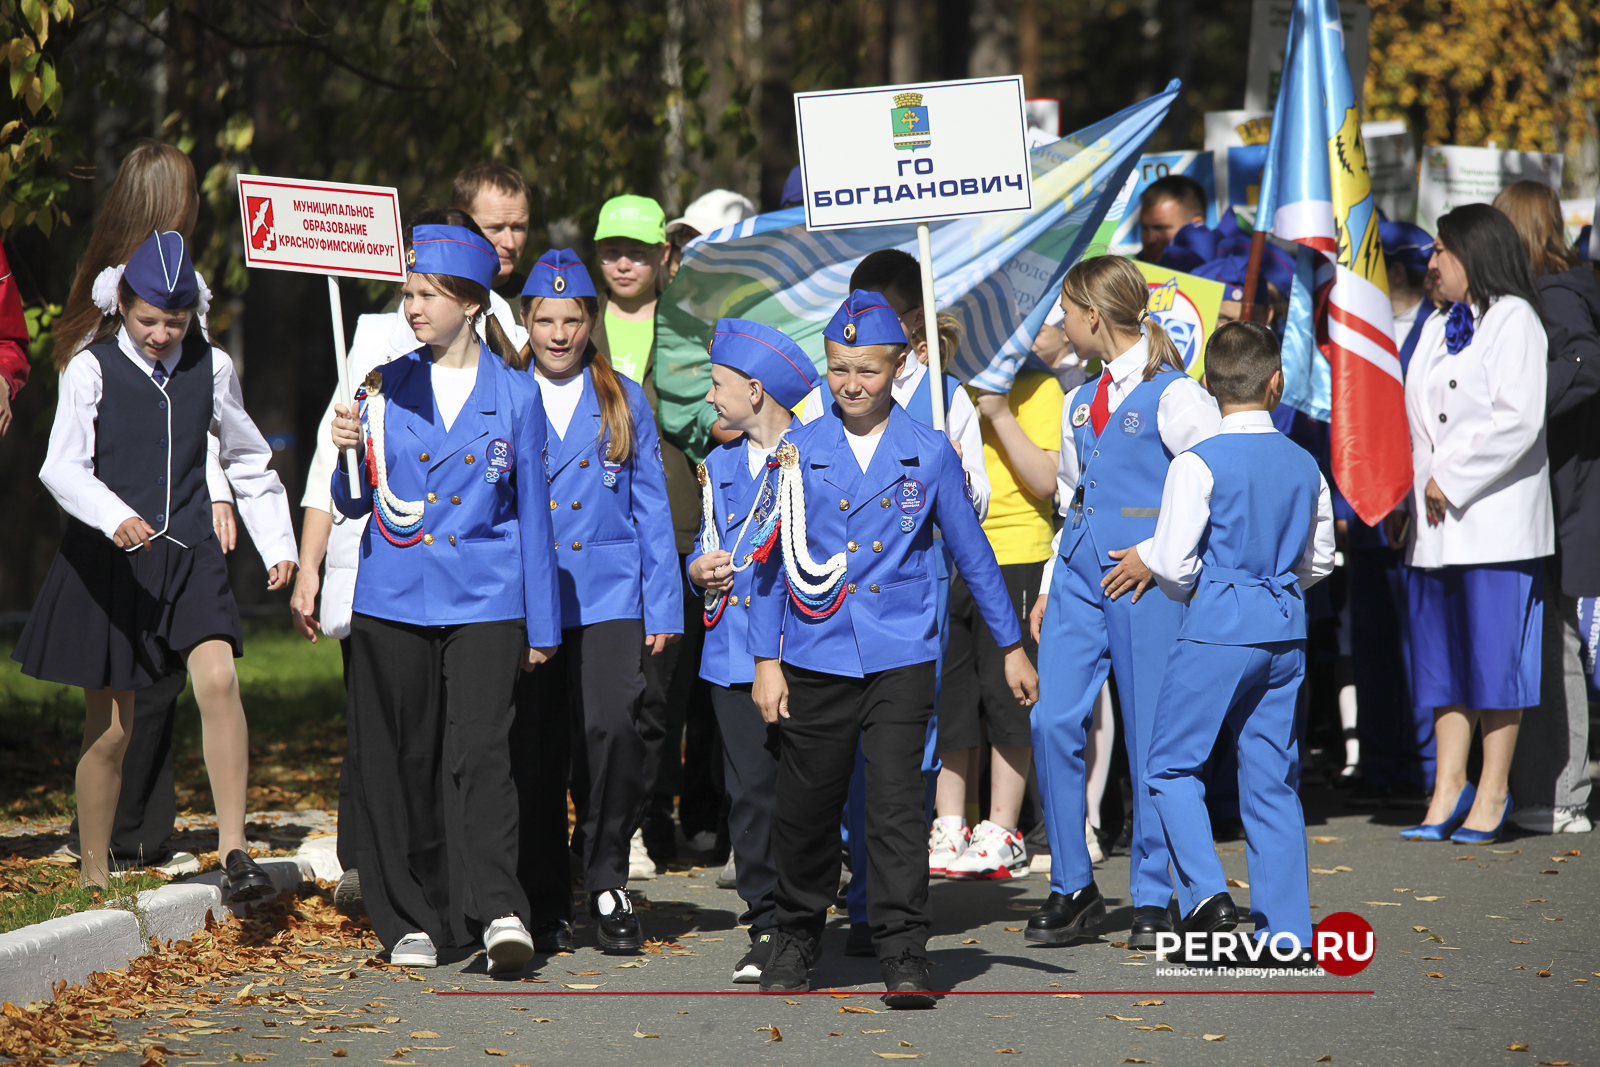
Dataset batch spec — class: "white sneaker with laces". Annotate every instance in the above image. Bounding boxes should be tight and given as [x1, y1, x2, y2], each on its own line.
[485, 915, 535, 974]
[391, 932, 437, 968]
[945, 820, 1030, 880]
[928, 818, 969, 878]
[628, 828, 657, 880]
[156, 852, 202, 877]
[1509, 804, 1593, 834]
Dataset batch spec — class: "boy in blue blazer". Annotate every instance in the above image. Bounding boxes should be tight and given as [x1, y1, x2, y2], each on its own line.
[749, 290, 1039, 1007]
[686, 317, 819, 984]
[1142, 321, 1334, 962]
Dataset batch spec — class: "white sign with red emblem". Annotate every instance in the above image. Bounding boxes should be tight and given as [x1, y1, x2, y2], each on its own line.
[237, 175, 405, 281]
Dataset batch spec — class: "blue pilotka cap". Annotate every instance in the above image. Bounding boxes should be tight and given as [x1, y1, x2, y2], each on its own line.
[709, 318, 819, 409]
[407, 224, 499, 289]
[781, 165, 804, 207]
[124, 231, 199, 310]
[522, 247, 599, 300]
[824, 289, 908, 347]
[1379, 219, 1435, 276]
[1191, 245, 1296, 304]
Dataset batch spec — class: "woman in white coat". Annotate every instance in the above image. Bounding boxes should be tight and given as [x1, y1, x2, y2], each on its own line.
[1388, 203, 1553, 843]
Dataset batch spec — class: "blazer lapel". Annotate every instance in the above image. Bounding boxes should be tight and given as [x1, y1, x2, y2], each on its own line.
[549, 366, 600, 477]
[430, 344, 497, 467]
[819, 413, 864, 504]
[395, 357, 445, 459]
[865, 405, 922, 504]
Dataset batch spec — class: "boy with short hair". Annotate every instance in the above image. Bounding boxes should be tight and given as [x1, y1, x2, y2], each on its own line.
[1142, 321, 1335, 955]
[749, 290, 1039, 1006]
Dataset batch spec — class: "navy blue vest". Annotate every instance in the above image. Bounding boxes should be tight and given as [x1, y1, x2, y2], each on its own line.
[86, 331, 215, 547]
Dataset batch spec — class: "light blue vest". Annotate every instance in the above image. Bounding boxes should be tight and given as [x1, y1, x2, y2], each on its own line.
[1179, 432, 1320, 646]
[1060, 369, 1185, 564]
[901, 369, 965, 428]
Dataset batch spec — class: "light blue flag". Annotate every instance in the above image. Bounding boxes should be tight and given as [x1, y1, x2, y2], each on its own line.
[654, 82, 1180, 461]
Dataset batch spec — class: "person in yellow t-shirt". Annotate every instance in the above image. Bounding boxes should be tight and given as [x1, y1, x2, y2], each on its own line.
[930, 367, 1065, 881]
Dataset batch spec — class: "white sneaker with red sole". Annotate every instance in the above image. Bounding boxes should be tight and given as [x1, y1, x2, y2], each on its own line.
[928, 818, 970, 878]
[945, 821, 1030, 880]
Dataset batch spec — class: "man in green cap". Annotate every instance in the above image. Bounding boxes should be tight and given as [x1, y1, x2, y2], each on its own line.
[593, 194, 669, 384]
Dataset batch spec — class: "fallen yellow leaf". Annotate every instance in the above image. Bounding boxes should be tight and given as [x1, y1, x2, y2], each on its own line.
[1415, 896, 1442, 901]
[1104, 1014, 1143, 1021]
[840, 1006, 884, 1014]
[633, 1028, 660, 1039]
[1507, 1043, 1529, 1051]
[1052, 994, 1083, 999]
[1004, 926, 1023, 932]
[1424, 971, 1444, 978]
[874, 1053, 920, 1060]
[411, 1031, 441, 1040]
[1203, 1033, 1226, 1041]
[1361, 901, 1403, 906]
[486, 1050, 508, 1057]
[1133, 999, 1165, 1006]
[1226, 877, 1249, 888]
[1310, 836, 1341, 843]
[962, 938, 981, 944]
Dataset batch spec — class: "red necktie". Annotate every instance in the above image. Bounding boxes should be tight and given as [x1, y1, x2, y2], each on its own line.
[1089, 369, 1113, 436]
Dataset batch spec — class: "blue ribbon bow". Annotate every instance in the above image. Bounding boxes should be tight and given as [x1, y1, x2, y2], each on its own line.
[1444, 302, 1475, 355]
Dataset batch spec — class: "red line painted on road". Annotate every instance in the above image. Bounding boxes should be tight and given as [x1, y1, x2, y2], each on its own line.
[434, 990, 1374, 997]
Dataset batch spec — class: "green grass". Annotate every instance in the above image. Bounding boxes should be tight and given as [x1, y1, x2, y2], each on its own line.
[0, 862, 172, 935]
[0, 617, 349, 824]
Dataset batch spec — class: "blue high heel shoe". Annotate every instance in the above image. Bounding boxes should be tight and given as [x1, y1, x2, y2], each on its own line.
[1400, 783, 1476, 840]
[1450, 793, 1513, 844]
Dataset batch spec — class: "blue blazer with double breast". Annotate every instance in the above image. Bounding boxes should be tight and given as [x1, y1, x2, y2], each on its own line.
[332, 344, 562, 649]
[747, 403, 1019, 678]
[544, 364, 682, 635]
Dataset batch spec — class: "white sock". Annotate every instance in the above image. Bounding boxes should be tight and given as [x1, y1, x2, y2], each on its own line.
[934, 815, 966, 833]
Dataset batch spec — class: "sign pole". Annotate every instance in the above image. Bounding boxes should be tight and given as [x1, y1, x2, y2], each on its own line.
[327, 276, 361, 495]
[915, 221, 947, 433]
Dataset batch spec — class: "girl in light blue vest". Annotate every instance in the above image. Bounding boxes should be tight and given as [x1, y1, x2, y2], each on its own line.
[1026, 255, 1219, 951]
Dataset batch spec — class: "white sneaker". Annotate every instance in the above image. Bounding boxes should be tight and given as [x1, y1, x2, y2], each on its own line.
[928, 818, 970, 878]
[945, 821, 1030, 880]
[156, 852, 202, 876]
[628, 828, 657, 880]
[391, 932, 437, 968]
[1509, 804, 1593, 834]
[484, 915, 535, 974]
[1086, 818, 1105, 864]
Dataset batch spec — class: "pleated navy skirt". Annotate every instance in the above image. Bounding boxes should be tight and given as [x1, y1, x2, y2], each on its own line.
[12, 521, 243, 691]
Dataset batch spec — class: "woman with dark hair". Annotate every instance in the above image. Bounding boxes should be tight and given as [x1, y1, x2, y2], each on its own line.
[1387, 202, 1553, 843]
[1493, 180, 1600, 836]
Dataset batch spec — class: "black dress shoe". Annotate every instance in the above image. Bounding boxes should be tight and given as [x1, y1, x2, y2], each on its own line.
[1126, 905, 1174, 951]
[1166, 892, 1240, 965]
[221, 849, 274, 904]
[532, 919, 575, 954]
[1023, 883, 1106, 946]
[845, 921, 875, 957]
[589, 890, 643, 954]
[880, 951, 937, 1009]
[758, 931, 819, 993]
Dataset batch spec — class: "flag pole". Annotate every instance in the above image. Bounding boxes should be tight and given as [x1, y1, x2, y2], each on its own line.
[916, 221, 946, 433]
[1240, 227, 1267, 325]
[328, 276, 361, 495]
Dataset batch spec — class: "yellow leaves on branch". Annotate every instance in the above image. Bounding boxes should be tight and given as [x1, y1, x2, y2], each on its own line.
[1365, 0, 1600, 155]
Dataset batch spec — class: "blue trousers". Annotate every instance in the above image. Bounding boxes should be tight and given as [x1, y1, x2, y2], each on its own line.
[1033, 542, 1178, 907]
[1145, 638, 1312, 944]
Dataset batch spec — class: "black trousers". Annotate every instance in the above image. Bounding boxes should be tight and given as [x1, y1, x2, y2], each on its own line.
[346, 613, 529, 951]
[711, 683, 780, 932]
[336, 637, 363, 870]
[67, 670, 185, 865]
[515, 618, 647, 905]
[773, 661, 937, 958]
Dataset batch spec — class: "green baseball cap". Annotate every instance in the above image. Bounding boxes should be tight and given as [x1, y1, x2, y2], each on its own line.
[594, 194, 666, 245]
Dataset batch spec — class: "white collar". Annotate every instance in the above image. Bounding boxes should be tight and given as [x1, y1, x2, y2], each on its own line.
[1219, 409, 1277, 432]
[116, 326, 180, 376]
[1105, 337, 1150, 384]
[894, 356, 927, 391]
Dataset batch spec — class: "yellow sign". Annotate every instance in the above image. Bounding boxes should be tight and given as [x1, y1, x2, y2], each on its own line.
[1134, 260, 1227, 381]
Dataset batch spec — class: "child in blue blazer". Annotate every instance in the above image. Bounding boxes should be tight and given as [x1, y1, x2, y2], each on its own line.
[686, 317, 820, 984]
[1143, 321, 1334, 961]
[749, 290, 1038, 1007]
[510, 249, 680, 955]
[330, 214, 560, 974]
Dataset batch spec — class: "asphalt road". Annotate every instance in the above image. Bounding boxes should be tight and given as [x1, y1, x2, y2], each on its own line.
[102, 787, 1598, 1067]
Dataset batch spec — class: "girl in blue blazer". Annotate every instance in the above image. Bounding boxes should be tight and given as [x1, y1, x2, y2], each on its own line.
[510, 248, 680, 954]
[330, 213, 560, 974]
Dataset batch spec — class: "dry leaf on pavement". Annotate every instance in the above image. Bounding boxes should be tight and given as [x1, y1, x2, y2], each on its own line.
[1133, 999, 1165, 1006]
[1202, 1033, 1226, 1041]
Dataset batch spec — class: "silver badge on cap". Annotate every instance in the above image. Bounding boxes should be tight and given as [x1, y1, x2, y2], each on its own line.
[553, 275, 567, 293]
[842, 322, 856, 343]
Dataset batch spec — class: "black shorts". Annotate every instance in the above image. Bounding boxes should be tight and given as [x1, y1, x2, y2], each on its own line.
[937, 559, 1045, 752]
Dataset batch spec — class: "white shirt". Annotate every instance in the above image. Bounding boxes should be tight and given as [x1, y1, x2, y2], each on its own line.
[1392, 298, 1422, 339]
[845, 428, 884, 473]
[1146, 410, 1335, 603]
[536, 370, 585, 439]
[1404, 295, 1553, 567]
[747, 439, 779, 477]
[1039, 337, 1221, 587]
[432, 365, 477, 432]
[41, 328, 296, 567]
[798, 357, 991, 520]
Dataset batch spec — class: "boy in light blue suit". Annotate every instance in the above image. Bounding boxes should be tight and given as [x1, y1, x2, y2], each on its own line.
[748, 290, 1038, 1007]
[1142, 321, 1335, 960]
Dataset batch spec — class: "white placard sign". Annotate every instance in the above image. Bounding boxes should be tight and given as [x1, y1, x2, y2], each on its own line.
[794, 76, 1033, 230]
[237, 175, 405, 281]
[1244, 0, 1370, 112]
[1415, 146, 1564, 233]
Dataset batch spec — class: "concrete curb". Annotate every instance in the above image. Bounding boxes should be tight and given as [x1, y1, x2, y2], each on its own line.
[0, 857, 317, 1009]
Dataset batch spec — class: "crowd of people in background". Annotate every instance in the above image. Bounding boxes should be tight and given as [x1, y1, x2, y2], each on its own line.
[11, 140, 1599, 1004]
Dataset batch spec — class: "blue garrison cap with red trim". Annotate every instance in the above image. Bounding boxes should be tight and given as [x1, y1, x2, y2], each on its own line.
[710, 318, 819, 409]
[124, 230, 198, 310]
[408, 224, 498, 289]
[824, 288, 907, 347]
[522, 247, 598, 300]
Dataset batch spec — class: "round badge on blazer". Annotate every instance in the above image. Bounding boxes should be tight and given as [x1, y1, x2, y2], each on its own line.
[1071, 403, 1091, 428]
[842, 322, 857, 343]
[897, 477, 926, 515]
[553, 275, 567, 293]
[901, 517, 915, 533]
[485, 438, 514, 483]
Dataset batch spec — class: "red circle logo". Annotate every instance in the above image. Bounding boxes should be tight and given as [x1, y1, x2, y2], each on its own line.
[1314, 911, 1376, 976]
